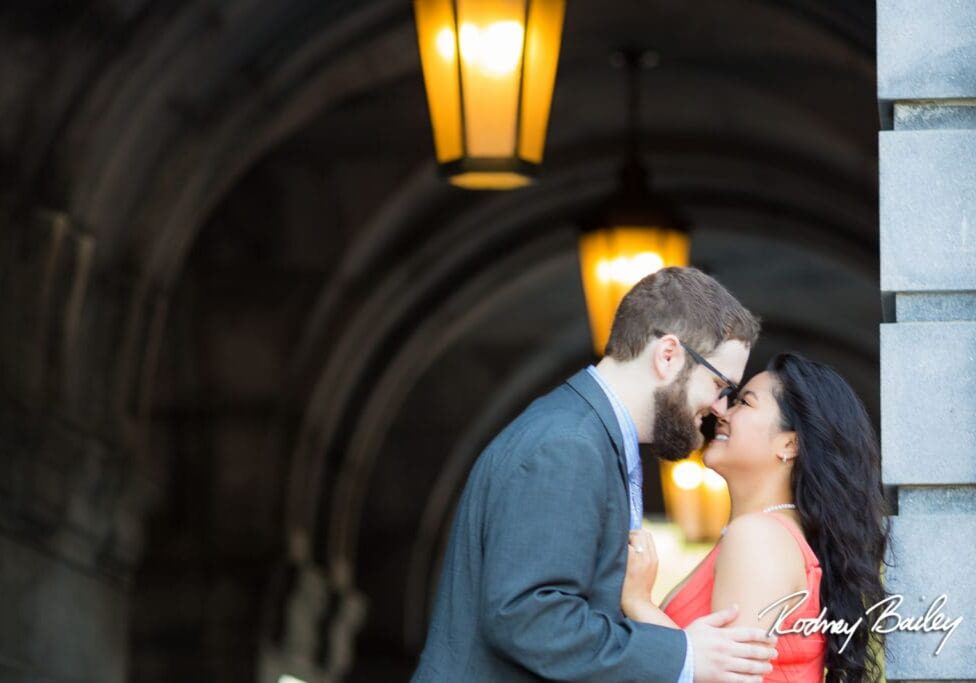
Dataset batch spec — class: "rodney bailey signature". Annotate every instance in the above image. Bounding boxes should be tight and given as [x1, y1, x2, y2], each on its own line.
[758, 591, 963, 656]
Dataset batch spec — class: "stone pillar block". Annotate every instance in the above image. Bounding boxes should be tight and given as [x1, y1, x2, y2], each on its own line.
[878, 1, 976, 679]
[879, 130, 976, 293]
[880, 322, 976, 485]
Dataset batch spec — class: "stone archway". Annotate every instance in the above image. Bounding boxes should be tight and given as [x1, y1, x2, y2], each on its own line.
[0, 1, 886, 682]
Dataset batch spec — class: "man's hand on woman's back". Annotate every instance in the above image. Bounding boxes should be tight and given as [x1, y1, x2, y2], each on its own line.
[685, 605, 778, 683]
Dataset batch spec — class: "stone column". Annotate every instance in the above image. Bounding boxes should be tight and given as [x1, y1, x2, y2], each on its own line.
[878, 1, 976, 679]
[0, 211, 158, 683]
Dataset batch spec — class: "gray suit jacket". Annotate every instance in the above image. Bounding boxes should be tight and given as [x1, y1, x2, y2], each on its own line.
[411, 368, 686, 682]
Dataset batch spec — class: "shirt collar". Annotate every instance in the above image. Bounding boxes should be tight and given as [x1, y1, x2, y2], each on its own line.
[585, 365, 640, 468]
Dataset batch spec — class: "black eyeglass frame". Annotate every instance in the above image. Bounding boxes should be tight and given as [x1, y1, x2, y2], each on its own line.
[677, 340, 741, 404]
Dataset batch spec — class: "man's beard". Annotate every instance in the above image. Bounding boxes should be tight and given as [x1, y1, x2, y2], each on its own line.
[649, 377, 704, 462]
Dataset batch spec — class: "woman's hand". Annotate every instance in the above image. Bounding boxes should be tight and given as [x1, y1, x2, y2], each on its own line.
[621, 528, 659, 619]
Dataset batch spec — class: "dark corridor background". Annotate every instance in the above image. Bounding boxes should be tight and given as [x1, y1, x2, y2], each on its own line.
[0, 1, 878, 681]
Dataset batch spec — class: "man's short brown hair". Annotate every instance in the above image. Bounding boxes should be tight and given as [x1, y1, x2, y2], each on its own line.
[604, 267, 760, 361]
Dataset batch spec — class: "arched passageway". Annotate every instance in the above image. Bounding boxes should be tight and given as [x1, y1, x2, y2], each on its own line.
[0, 2, 878, 681]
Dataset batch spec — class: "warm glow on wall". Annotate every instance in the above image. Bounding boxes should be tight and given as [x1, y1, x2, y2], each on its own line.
[413, 0, 566, 189]
[578, 226, 690, 356]
[660, 451, 730, 542]
[670, 460, 704, 491]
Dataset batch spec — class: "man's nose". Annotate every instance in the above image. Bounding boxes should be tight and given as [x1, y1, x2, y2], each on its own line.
[710, 394, 729, 418]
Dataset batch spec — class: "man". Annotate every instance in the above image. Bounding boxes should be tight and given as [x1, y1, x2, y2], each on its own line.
[412, 267, 777, 682]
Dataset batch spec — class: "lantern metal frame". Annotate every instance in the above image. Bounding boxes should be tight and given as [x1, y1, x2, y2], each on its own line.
[413, 0, 566, 190]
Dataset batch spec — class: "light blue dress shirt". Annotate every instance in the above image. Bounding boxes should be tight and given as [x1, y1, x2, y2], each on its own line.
[586, 365, 694, 683]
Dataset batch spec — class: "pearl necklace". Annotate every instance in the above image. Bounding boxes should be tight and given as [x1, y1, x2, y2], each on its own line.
[719, 503, 797, 537]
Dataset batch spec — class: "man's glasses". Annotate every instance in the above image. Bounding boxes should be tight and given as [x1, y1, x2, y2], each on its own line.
[678, 340, 740, 405]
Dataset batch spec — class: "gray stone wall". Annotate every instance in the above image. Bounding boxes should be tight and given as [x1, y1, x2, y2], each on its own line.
[0, 535, 128, 683]
[0, 213, 149, 683]
[878, 1, 976, 679]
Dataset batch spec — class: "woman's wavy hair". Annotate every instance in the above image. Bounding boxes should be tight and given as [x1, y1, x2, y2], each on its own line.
[766, 353, 890, 683]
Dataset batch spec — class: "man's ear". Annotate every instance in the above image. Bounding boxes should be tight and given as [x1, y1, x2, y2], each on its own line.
[651, 334, 682, 381]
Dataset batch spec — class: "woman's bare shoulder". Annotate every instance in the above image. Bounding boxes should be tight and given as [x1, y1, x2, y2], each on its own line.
[718, 513, 806, 577]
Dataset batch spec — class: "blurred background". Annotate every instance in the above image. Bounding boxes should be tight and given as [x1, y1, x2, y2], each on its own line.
[0, 1, 879, 682]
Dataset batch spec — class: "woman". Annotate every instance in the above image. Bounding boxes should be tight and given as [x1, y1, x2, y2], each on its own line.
[621, 353, 889, 682]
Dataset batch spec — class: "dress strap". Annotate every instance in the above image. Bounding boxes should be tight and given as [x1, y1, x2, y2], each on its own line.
[762, 511, 819, 567]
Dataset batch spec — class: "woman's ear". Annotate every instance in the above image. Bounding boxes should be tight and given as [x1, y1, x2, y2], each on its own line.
[776, 432, 798, 463]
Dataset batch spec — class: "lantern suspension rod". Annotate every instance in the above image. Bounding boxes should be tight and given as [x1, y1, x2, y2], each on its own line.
[612, 48, 659, 182]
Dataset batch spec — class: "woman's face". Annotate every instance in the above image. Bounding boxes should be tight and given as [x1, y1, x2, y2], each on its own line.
[703, 371, 792, 475]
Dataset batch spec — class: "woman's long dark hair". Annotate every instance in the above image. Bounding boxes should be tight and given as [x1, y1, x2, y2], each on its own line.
[766, 353, 890, 683]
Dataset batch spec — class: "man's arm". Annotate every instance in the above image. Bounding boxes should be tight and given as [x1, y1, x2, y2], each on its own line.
[480, 431, 686, 683]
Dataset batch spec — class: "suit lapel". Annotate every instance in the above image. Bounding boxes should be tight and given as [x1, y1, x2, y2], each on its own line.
[565, 368, 632, 491]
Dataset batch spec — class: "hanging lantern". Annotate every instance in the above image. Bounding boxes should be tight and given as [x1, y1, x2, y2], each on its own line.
[413, 0, 566, 190]
[659, 451, 730, 542]
[579, 222, 690, 356]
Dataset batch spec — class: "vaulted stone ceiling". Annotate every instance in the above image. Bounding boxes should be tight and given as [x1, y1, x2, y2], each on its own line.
[0, 1, 877, 681]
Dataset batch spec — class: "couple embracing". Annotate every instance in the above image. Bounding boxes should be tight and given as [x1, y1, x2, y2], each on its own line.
[413, 267, 888, 682]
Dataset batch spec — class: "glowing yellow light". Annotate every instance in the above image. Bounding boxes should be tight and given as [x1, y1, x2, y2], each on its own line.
[595, 251, 665, 285]
[449, 171, 532, 190]
[456, 21, 525, 76]
[435, 27, 455, 61]
[671, 461, 704, 491]
[661, 451, 730, 543]
[579, 226, 690, 356]
[703, 467, 727, 492]
[414, 0, 566, 188]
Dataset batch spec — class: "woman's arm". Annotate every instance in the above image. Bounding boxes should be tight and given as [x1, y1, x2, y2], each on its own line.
[622, 526, 779, 680]
[622, 595, 680, 628]
[621, 529, 678, 626]
[711, 513, 808, 632]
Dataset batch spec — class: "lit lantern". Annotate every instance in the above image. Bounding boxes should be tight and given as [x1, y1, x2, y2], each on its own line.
[660, 451, 730, 542]
[579, 223, 689, 356]
[413, 0, 566, 189]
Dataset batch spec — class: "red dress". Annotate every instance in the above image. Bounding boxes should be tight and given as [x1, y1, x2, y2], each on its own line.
[662, 512, 826, 682]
